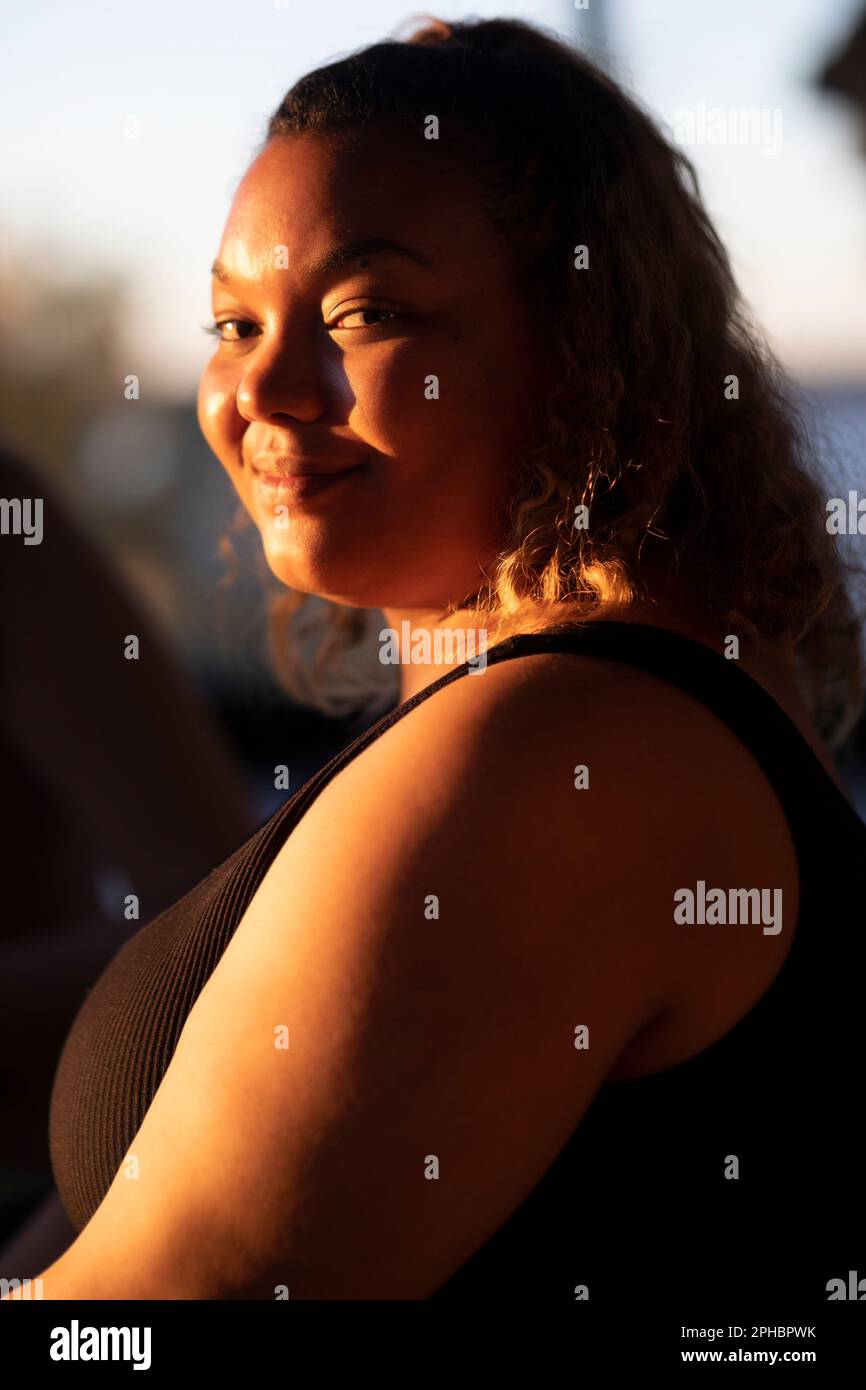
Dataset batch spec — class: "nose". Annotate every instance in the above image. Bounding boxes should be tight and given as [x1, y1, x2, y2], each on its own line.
[235, 331, 328, 426]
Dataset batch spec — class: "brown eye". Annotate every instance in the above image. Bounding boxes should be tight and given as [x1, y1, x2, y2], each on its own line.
[204, 320, 259, 342]
[328, 307, 401, 331]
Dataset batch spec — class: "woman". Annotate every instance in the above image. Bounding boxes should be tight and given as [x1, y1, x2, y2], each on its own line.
[13, 17, 866, 1302]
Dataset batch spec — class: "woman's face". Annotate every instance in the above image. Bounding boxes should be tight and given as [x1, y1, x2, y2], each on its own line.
[197, 124, 547, 611]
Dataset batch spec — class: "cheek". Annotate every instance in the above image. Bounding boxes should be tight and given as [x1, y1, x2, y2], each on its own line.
[340, 346, 429, 456]
[197, 365, 244, 466]
[343, 339, 495, 469]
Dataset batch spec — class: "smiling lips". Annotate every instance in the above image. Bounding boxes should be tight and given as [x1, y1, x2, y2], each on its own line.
[250, 456, 368, 478]
[249, 458, 368, 504]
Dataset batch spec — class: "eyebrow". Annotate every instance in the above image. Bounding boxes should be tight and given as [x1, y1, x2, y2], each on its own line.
[210, 238, 436, 285]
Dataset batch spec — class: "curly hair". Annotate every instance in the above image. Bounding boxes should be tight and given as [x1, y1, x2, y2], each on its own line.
[224, 13, 863, 743]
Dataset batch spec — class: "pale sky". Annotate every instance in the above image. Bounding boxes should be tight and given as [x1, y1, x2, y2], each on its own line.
[3, 0, 864, 397]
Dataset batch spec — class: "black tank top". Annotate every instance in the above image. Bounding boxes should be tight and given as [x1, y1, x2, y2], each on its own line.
[49, 622, 866, 1304]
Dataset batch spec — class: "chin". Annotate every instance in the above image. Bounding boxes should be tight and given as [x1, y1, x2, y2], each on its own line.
[258, 540, 362, 606]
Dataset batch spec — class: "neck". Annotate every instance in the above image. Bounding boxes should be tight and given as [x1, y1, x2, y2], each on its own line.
[379, 606, 488, 702]
[379, 556, 792, 706]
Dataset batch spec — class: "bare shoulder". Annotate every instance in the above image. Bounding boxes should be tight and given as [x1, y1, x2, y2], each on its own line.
[332, 641, 798, 838]
[275, 642, 799, 916]
[259, 642, 799, 1006]
[273, 646, 713, 919]
[317, 644, 802, 1072]
[246, 646, 693, 984]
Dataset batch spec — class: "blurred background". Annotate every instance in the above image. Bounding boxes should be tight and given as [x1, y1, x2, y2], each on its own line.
[1, 0, 865, 1239]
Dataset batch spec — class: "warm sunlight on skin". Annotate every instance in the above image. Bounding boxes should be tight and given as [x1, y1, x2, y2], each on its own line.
[2, 90, 835, 1317]
[196, 124, 551, 697]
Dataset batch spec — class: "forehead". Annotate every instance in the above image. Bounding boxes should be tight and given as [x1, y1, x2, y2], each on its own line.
[217, 125, 502, 274]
